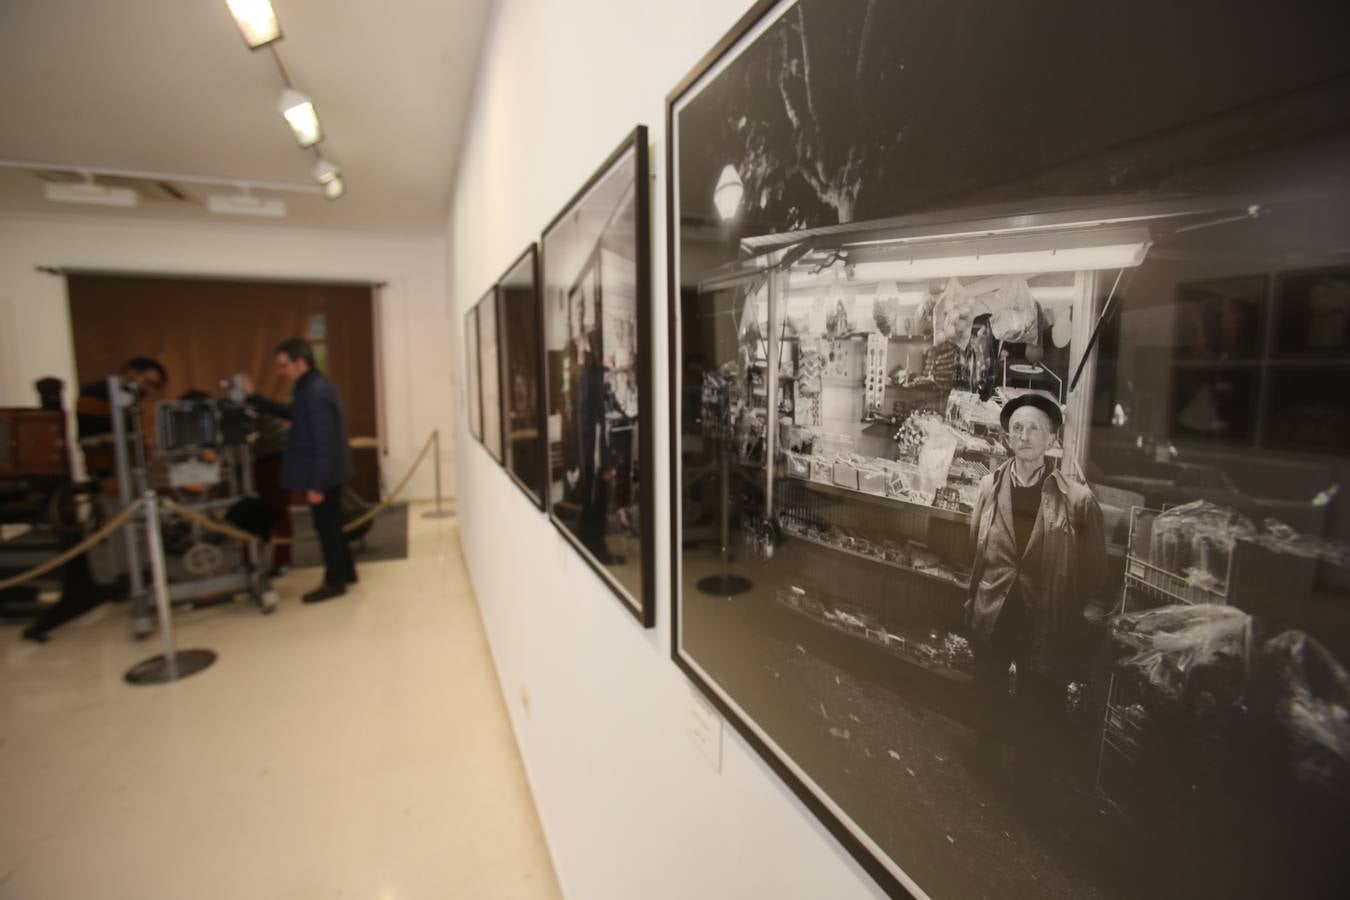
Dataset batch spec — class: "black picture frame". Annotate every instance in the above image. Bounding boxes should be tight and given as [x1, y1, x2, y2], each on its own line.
[477, 286, 505, 464]
[465, 304, 483, 443]
[540, 125, 655, 627]
[498, 244, 548, 508]
[666, 2, 1350, 899]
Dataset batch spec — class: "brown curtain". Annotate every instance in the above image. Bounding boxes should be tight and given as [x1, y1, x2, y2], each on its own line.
[66, 273, 380, 499]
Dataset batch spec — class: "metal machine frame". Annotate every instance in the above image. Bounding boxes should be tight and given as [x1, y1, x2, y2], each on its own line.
[105, 376, 276, 638]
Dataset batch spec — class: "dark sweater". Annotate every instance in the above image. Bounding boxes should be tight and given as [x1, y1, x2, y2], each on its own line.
[1010, 470, 1046, 558]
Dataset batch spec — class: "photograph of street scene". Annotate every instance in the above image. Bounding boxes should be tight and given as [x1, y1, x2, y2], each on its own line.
[670, 1, 1350, 897]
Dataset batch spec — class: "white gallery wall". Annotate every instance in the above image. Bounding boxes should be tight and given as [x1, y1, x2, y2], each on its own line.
[448, 1, 888, 898]
[0, 212, 454, 500]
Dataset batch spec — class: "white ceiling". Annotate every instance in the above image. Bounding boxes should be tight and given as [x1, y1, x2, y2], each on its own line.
[0, 0, 493, 234]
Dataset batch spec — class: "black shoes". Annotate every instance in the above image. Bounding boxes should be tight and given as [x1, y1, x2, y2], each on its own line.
[302, 583, 347, 604]
[21, 625, 49, 644]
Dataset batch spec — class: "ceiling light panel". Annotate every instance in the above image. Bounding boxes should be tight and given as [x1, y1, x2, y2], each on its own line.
[45, 181, 140, 208]
[225, 0, 283, 49]
[208, 193, 287, 217]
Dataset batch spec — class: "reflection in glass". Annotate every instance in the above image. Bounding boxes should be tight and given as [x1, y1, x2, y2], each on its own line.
[499, 247, 546, 505]
[465, 305, 481, 442]
[478, 288, 503, 463]
[542, 142, 647, 615]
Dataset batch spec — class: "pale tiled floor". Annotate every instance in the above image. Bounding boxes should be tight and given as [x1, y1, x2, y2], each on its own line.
[0, 504, 562, 900]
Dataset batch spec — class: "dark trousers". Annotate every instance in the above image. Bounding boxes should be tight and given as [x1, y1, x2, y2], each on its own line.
[579, 465, 611, 561]
[310, 485, 356, 587]
[971, 593, 1065, 763]
[24, 548, 103, 638]
[253, 455, 292, 567]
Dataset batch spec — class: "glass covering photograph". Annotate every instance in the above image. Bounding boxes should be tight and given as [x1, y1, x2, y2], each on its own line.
[499, 244, 547, 507]
[465, 304, 482, 443]
[542, 127, 654, 625]
[667, 1, 1350, 897]
[478, 286, 504, 464]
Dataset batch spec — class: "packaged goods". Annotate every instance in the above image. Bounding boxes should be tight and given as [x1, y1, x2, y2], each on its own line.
[1148, 500, 1256, 588]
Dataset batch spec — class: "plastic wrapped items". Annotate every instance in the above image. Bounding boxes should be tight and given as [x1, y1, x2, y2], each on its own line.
[1111, 603, 1251, 709]
[1254, 630, 1350, 798]
[858, 465, 888, 496]
[988, 277, 1042, 345]
[915, 424, 958, 504]
[1148, 500, 1256, 589]
[1252, 518, 1350, 567]
[785, 451, 811, 480]
[873, 295, 901, 336]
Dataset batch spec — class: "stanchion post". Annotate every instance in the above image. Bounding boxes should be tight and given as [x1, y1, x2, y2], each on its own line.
[143, 491, 178, 680]
[124, 492, 218, 686]
[422, 429, 454, 520]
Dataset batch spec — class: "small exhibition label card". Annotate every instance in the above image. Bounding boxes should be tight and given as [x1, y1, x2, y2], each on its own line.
[687, 682, 723, 772]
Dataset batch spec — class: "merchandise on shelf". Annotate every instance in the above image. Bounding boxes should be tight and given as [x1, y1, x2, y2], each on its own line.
[1148, 500, 1257, 591]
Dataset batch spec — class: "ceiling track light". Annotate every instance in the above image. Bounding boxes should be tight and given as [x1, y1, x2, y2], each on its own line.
[279, 88, 322, 148]
[221, 3, 346, 203]
[311, 159, 340, 185]
[225, 0, 283, 50]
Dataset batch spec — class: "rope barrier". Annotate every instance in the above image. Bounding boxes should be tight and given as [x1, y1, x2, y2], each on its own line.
[157, 498, 261, 544]
[323, 428, 439, 538]
[0, 499, 145, 592]
[0, 430, 444, 590]
[162, 428, 441, 545]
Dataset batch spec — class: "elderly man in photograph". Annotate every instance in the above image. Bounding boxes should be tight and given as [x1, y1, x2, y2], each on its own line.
[966, 393, 1107, 773]
[266, 337, 357, 604]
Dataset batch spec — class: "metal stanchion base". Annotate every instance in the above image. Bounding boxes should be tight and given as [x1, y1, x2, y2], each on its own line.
[697, 573, 753, 597]
[124, 649, 217, 685]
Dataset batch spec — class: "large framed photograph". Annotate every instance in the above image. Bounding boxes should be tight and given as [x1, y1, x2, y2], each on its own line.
[477, 287, 504, 464]
[465, 305, 482, 443]
[667, 2, 1350, 898]
[541, 126, 654, 626]
[499, 244, 547, 507]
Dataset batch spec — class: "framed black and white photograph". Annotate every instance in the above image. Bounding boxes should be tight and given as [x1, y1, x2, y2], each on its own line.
[465, 305, 483, 443]
[499, 244, 547, 507]
[477, 286, 504, 464]
[541, 126, 654, 626]
[667, 2, 1350, 899]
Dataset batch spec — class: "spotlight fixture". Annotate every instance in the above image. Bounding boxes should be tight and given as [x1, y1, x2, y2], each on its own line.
[208, 190, 287, 218]
[224, 0, 282, 50]
[44, 174, 139, 208]
[323, 176, 345, 201]
[279, 89, 322, 147]
[311, 159, 340, 186]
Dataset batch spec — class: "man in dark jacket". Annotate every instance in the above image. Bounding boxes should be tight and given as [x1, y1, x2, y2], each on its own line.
[260, 338, 356, 603]
[966, 393, 1107, 771]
